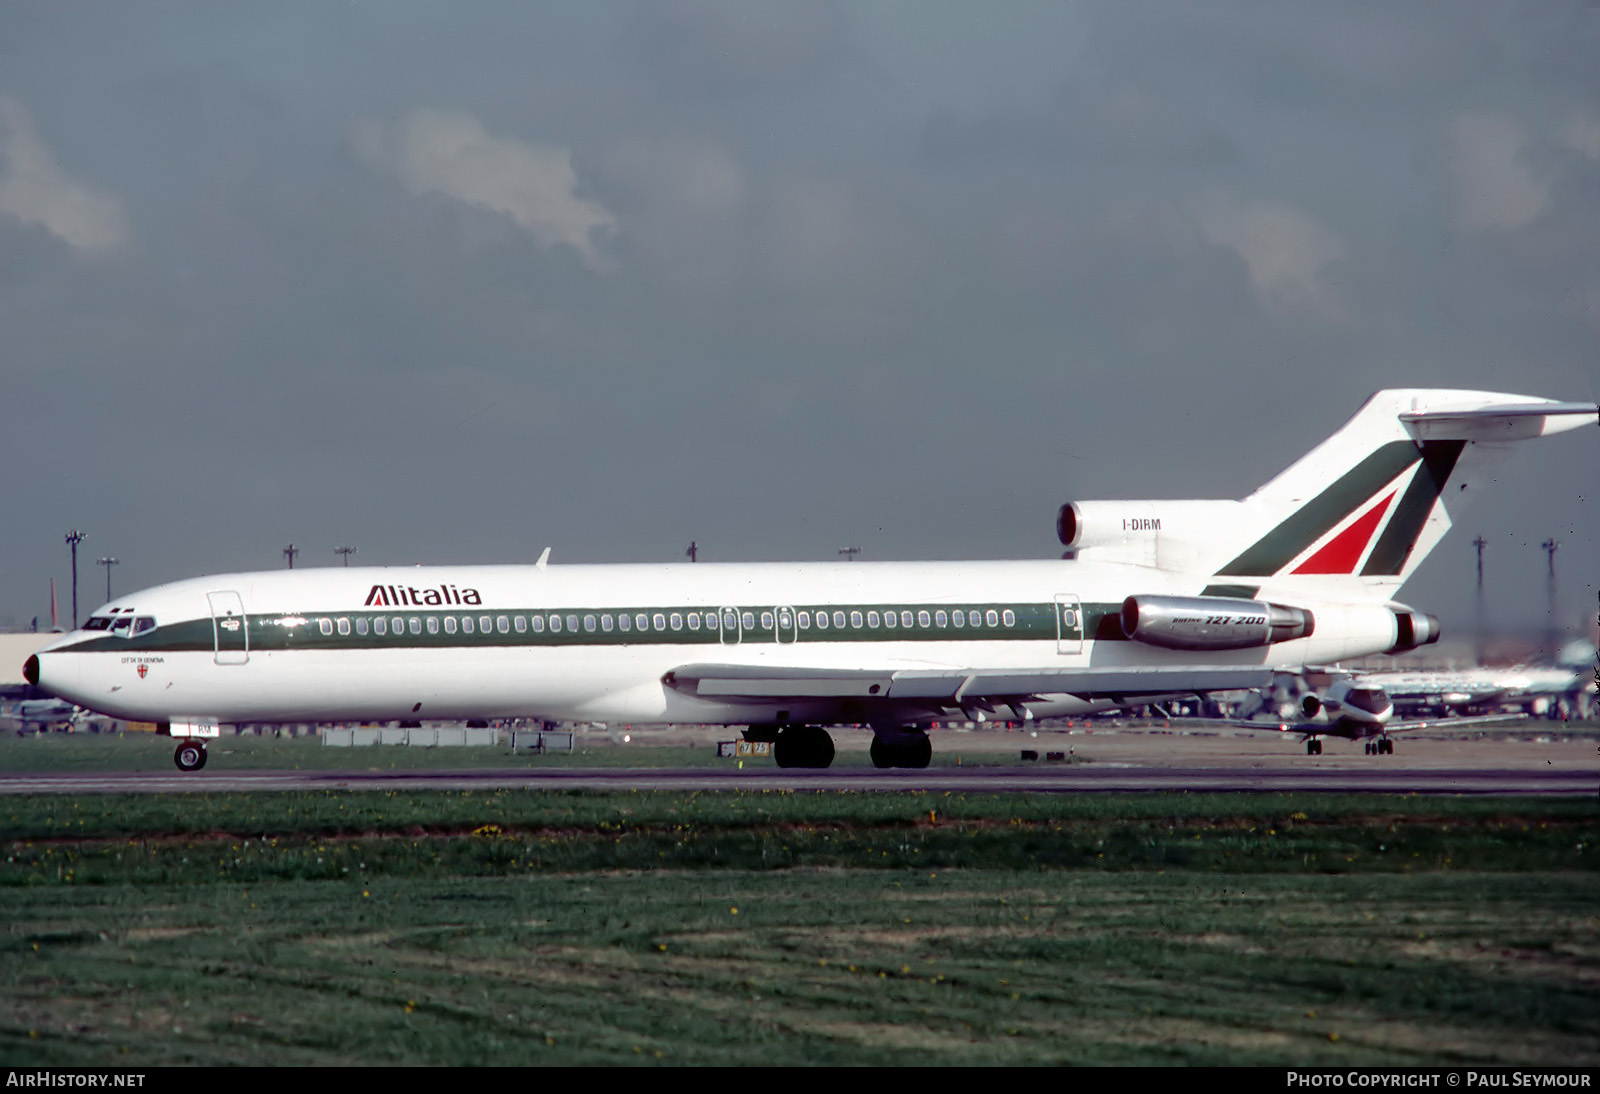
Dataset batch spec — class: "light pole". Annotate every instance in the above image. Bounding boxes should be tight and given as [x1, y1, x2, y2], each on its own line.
[838, 546, 862, 562]
[283, 544, 299, 569]
[64, 530, 86, 629]
[97, 557, 119, 601]
[335, 546, 357, 567]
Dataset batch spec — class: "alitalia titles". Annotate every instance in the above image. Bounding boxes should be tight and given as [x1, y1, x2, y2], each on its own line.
[364, 584, 482, 607]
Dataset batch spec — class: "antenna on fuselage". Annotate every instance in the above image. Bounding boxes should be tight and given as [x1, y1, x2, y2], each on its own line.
[536, 547, 551, 570]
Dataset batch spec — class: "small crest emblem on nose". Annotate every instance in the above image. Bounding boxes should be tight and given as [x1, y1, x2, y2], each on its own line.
[136, 664, 149, 679]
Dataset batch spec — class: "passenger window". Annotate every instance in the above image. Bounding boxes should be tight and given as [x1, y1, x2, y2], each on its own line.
[705, 612, 719, 630]
[970, 610, 982, 627]
[686, 613, 699, 631]
[549, 615, 562, 633]
[760, 610, 774, 629]
[409, 617, 421, 635]
[850, 610, 863, 628]
[777, 607, 793, 629]
[565, 615, 578, 633]
[337, 617, 351, 636]
[426, 617, 439, 635]
[798, 611, 810, 629]
[1002, 609, 1015, 627]
[935, 610, 948, 627]
[653, 613, 667, 631]
[584, 614, 597, 633]
[375, 617, 388, 636]
[531, 615, 545, 632]
[668, 613, 681, 631]
[463, 616, 476, 634]
[722, 609, 738, 632]
[355, 618, 369, 636]
[444, 616, 458, 635]
[986, 609, 999, 627]
[742, 611, 755, 630]
[952, 610, 964, 628]
[833, 611, 846, 628]
[881, 610, 895, 628]
[901, 611, 913, 627]
[866, 611, 880, 628]
[319, 618, 333, 636]
[602, 614, 614, 632]
[515, 616, 527, 633]
[637, 613, 650, 631]
[918, 610, 931, 627]
[479, 615, 492, 633]
[617, 614, 630, 632]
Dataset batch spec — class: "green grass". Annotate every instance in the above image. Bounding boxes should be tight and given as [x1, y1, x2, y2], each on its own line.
[1, 789, 1596, 1065]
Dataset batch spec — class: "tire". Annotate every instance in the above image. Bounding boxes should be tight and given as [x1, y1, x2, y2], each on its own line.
[174, 741, 207, 772]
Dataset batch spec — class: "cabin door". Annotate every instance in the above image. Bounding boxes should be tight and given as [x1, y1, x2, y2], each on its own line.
[207, 590, 250, 665]
[1054, 594, 1082, 656]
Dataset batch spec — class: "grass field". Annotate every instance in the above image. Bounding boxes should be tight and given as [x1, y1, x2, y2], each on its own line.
[2, 787, 1596, 1065]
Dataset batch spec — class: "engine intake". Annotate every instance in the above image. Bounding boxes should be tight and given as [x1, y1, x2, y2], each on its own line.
[1120, 595, 1315, 652]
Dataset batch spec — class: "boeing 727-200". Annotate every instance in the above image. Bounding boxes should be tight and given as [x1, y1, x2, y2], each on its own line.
[23, 388, 1597, 771]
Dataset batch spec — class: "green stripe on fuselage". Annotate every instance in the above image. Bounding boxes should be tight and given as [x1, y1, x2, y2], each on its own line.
[54, 601, 1130, 653]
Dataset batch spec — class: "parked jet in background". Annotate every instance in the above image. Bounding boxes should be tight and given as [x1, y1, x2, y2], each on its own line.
[23, 389, 1597, 771]
[4, 697, 86, 733]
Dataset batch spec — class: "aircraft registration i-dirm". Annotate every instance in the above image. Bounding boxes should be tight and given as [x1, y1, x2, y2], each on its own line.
[24, 388, 1597, 772]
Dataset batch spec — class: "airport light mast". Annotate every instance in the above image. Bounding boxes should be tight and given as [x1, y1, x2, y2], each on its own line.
[64, 530, 86, 630]
[1472, 536, 1486, 663]
[97, 557, 119, 601]
[686, 541, 698, 563]
[1542, 538, 1558, 659]
[335, 546, 357, 567]
[839, 546, 862, 562]
[283, 544, 299, 569]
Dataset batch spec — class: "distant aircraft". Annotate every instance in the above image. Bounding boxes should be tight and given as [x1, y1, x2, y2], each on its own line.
[1223, 676, 1525, 755]
[6, 697, 86, 733]
[1360, 659, 1594, 721]
[23, 388, 1597, 771]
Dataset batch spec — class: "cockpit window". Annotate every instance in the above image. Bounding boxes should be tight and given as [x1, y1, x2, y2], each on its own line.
[84, 616, 114, 631]
[133, 617, 156, 634]
[111, 617, 132, 634]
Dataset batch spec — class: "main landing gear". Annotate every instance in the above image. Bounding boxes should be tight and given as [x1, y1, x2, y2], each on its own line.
[174, 739, 208, 772]
[1306, 738, 1323, 756]
[763, 724, 836, 769]
[869, 731, 932, 769]
[1364, 738, 1394, 755]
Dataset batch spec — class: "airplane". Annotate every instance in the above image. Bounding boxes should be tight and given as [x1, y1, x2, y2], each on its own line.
[5, 697, 87, 733]
[1359, 643, 1596, 721]
[1221, 675, 1528, 755]
[22, 388, 1597, 772]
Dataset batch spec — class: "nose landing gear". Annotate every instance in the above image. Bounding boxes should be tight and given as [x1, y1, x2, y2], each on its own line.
[174, 740, 208, 772]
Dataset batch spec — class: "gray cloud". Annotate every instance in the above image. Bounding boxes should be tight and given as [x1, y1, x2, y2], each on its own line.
[0, 96, 127, 254]
[356, 109, 618, 271]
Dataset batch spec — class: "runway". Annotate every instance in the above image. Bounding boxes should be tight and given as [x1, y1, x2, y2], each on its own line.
[2, 726, 1594, 795]
[2, 763, 1594, 795]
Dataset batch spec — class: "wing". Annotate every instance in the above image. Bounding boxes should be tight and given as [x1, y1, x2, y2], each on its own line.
[663, 663, 1274, 718]
[1215, 712, 1532, 739]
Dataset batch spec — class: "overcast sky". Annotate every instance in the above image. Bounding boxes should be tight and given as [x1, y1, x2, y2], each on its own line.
[2, 1, 1596, 639]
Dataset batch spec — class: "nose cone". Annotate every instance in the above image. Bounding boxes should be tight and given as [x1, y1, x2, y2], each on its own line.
[23, 654, 39, 687]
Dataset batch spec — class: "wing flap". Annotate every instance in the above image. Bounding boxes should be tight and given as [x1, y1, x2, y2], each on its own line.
[664, 664, 1274, 702]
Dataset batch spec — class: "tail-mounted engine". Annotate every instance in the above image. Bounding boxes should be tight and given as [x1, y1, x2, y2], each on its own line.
[1388, 610, 1441, 653]
[1120, 595, 1315, 652]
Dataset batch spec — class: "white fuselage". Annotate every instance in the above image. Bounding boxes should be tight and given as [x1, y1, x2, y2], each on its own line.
[30, 559, 1410, 728]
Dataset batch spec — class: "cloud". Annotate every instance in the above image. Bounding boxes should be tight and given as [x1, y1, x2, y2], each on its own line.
[357, 109, 616, 270]
[1192, 192, 1346, 316]
[1561, 114, 1600, 161]
[1448, 114, 1549, 232]
[0, 96, 128, 254]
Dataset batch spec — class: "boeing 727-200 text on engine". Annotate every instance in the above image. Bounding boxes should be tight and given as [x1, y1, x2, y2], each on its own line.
[24, 389, 1596, 770]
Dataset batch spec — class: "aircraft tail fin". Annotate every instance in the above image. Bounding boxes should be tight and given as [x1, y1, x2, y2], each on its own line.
[1214, 389, 1594, 599]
